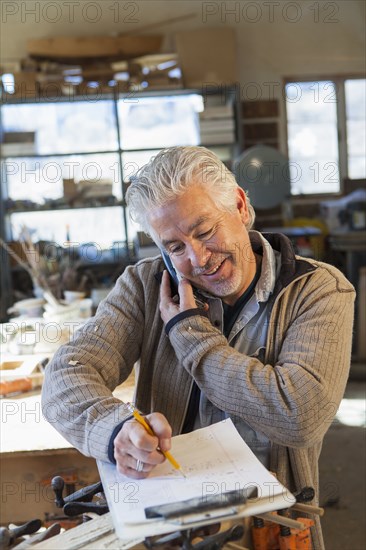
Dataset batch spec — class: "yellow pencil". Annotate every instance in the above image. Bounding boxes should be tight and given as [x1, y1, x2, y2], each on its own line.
[127, 403, 186, 478]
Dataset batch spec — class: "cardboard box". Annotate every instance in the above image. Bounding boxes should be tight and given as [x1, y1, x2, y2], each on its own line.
[175, 27, 238, 88]
[63, 178, 77, 198]
[3, 131, 35, 144]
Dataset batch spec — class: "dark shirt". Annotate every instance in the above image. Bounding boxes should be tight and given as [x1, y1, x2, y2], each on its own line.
[182, 255, 262, 433]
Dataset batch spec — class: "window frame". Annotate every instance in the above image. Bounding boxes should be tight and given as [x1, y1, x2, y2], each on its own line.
[283, 75, 365, 200]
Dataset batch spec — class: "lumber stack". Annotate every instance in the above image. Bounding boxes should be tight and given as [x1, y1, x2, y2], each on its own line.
[1, 35, 182, 99]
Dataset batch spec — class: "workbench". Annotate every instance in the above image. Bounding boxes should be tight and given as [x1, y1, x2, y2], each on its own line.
[0, 371, 135, 525]
[329, 230, 366, 361]
[26, 512, 252, 550]
[329, 230, 366, 287]
[20, 513, 145, 549]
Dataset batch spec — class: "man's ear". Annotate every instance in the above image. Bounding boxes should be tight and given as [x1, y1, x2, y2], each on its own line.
[236, 187, 250, 224]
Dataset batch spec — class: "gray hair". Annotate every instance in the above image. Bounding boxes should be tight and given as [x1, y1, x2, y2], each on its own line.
[126, 146, 255, 236]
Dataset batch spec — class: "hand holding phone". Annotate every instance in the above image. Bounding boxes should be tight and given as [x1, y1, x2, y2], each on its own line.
[161, 251, 207, 309]
[159, 250, 208, 325]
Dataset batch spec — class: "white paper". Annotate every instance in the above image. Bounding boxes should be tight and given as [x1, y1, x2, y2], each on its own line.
[98, 419, 294, 540]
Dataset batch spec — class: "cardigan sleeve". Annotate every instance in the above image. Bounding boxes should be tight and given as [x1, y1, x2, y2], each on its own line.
[167, 263, 355, 448]
[41, 260, 156, 462]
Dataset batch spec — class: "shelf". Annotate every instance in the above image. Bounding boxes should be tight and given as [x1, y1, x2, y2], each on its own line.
[1, 85, 238, 106]
[1, 92, 116, 105]
[199, 142, 236, 148]
[0, 150, 119, 160]
[1, 87, 241, 317]
[1, 145, 208, 159]
[6, 201, 125, 214]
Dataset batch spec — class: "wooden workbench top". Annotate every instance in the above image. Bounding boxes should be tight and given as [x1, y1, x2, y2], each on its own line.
[30, 513, 145, 550]
[1, 372, 135, 455]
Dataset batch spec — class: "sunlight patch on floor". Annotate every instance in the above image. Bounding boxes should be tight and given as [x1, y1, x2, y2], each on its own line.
[336, 398, 366, 427]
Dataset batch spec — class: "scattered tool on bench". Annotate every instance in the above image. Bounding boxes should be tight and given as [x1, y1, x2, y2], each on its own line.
[51, 475, 108, 517]
[0, 519, 61, 549]
[0, 519, 42, 549]
[51, 476, 248, 549]
[11, 523, 61, 549]
[252, 487, 324, 550]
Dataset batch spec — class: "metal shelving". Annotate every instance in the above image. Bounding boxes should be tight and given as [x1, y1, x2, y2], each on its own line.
[0, 86, 242, 319]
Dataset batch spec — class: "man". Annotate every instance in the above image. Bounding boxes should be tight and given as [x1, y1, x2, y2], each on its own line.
[42, 146, 355, 549]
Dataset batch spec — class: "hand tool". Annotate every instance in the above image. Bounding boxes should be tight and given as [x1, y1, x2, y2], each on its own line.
[0, 519, 41, 549]
[51, 476, 107, 517]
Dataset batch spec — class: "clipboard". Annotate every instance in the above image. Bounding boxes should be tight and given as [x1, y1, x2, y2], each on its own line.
[98, 420, 295, 540]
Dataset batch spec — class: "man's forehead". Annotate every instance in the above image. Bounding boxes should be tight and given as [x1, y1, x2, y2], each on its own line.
[148, 187, 214, 224]
[160, 215, 212, 247]
[186, 215, 211, 231]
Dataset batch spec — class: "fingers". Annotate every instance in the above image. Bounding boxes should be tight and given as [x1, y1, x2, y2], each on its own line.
[159, 270, 180, 323]
[160, 269, 173, 301]
[160, 269, 203, 324]
[178, 277, 196, 310]
[179, 278, 209, 312]
[113, 413, 172, 479]
[115, 452, 155, 479]
[145, 412, 172, 452]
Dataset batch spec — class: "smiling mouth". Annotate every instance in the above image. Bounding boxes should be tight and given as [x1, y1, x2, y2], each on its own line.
[202, 258, 227, 277]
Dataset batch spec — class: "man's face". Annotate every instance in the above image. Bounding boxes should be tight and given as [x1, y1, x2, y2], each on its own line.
[148, 184, 256, 306]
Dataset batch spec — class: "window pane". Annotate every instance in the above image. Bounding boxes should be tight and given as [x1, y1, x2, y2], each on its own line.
[345, 79, 366, 120]
[4, 153, 122, 203]
[289, 159, 339, 195]
[347, 121, 366, 157]
[2, 101, 118, 154]
[122, 150, 161, 182]
[11, 207, 125, 248]
[118, 95, 202, 149]
[348, 156, 366, 180]
[121, 151, 162, 243]
[286, 81, 340, 194]
[286, 82, 337, 122]
[126, 208, 144, 244]
[345, 79, 366, 178]
[287, 123, 338, 159]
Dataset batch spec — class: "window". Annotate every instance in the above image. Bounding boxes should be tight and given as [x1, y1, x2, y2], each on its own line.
[117, 94, 202, 150]
[286, 78, 366, 195]
[345, 79, 366, 179]
[2, 101, 118, 154]
[1, 93, 202, 247]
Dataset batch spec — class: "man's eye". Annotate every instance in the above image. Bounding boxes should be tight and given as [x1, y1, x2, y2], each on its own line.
[198, 229, 213, 239]
[170, 245, 184, 255]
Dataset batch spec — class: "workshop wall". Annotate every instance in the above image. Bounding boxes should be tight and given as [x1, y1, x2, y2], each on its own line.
[2, 1, 364, 77]
[1, 1, 364, 154]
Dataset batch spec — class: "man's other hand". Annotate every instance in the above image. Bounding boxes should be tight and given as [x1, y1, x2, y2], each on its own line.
[114, 412, 172, 479]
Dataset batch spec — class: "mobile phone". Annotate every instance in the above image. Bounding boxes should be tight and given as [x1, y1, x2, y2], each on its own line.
[161, 251, 206, 308]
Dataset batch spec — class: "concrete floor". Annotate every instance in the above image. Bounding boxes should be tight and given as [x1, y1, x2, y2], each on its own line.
[319, 374, 366, 550]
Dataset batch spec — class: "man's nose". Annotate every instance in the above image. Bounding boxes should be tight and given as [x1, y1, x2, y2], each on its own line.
[187, 242, 211, 268]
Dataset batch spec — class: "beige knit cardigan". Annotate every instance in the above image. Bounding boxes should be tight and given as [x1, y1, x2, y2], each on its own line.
[42, 233, 355, 549]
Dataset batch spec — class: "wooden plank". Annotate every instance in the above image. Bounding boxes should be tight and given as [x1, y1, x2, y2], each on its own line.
[27, 36, 162, 59]
[1, 393, 73, 454]
[29, 513, 144, 549]
[1, 450, 99, 524]
[28, 37, 120, 58]
[1, 372, 135, 454]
